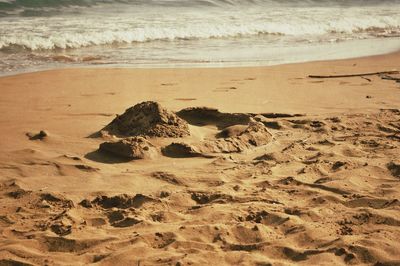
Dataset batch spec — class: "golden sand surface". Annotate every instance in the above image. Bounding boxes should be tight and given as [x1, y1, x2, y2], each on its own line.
[0, 53, 399, 265]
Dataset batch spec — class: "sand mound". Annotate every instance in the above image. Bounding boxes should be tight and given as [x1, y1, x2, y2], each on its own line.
[162, 121, 271, 157]
[98, 104, 272, 159]
[99, 137, 157, 159]
[102, 101, 189, 138]
[200, 121, 272, 153]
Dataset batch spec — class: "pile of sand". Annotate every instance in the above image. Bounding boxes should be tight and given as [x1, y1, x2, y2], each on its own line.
[163, 121, 272, 157]
[99, 137, 157, 159]
[98, 103, 273, 159]
[201, 121, 272, 153]
[102, 101, 190, 138]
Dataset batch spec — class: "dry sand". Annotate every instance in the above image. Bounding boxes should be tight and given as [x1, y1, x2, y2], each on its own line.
[0, 52, 400, 265]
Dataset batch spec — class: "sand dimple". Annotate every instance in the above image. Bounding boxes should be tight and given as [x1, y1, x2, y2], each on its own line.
[176, 106, 251, 129]
[161, 142, 210, 158]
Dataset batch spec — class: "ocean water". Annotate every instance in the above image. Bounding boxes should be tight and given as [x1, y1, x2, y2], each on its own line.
[0, 0, 400, 74]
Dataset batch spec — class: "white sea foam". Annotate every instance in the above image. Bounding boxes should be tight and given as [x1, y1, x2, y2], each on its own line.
[0, 0, 399, 73]
[1, 3, 400, 51]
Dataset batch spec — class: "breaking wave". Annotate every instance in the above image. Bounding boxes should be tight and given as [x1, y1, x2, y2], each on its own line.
[1, 13, 399, 51]
[1, 0, 399, 73]
[1, 0, 400, 10]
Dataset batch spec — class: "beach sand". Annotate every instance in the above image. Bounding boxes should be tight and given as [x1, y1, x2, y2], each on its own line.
[0, 52, 399, 265]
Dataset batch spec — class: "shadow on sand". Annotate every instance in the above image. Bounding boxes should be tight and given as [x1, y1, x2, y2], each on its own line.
[85, 150, 133, 164]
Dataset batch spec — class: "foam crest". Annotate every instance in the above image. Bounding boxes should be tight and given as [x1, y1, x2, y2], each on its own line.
[1, 7, 399, 51]
[1, 0, 400, 10]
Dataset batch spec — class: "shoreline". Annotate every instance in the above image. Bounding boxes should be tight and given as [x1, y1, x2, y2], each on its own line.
[2, 50, 399, 79]
[1, 37, 399, 78]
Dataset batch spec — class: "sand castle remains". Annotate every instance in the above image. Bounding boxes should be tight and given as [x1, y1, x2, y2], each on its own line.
[98, 101, 272, 159]
[102, 101, 190, 138]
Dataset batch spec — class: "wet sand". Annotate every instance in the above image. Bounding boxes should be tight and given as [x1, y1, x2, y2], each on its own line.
[0, 52, 399, 265]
